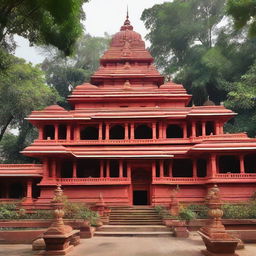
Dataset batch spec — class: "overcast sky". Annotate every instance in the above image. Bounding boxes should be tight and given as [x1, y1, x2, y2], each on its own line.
[14, 0, 166, 64]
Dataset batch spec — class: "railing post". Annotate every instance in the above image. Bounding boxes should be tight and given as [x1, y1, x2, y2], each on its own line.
[72, 159, 77, 178]
[239, 155, 245, 173]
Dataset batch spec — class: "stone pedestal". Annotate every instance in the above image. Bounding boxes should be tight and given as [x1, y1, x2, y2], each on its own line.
[173, 221, 189, 238]
[199, 185, 239, 256]
[80, 221, 94, 238]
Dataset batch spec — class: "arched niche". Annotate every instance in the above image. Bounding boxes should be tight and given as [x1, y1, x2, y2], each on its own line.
[135, 124, 152, 139]
[110, 125, 125, 139]
[80, 126, 99, 140]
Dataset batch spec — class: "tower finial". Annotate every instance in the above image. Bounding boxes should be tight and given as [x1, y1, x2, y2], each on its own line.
[126, 5, 129, 20]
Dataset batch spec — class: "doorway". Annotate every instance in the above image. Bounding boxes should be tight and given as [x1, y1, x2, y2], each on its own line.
[133, 190, 148, 205]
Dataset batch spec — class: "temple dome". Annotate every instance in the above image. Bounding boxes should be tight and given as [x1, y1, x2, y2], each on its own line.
[75, 83, 98, 90]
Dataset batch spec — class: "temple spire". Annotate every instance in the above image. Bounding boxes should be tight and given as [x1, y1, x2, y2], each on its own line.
[123, 6, 131, 27]
[126, 5, 129, 20]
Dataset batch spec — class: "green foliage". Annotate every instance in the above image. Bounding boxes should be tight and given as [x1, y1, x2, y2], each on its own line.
[0, 0, 88, 54]
[187, 204, 208, 219]
[222, 202, 256, 219]
[178, 206, 197, 221]
[0, 203, 19, 219]
[154, 205, 171, 218]
[227, 0, 256, 37]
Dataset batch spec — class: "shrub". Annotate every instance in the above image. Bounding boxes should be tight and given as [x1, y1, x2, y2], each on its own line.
[187, 204, 208, 219]
[0, 203, 19, 219]
[178, 207, 197, 221]
[222, 203, 254, 219]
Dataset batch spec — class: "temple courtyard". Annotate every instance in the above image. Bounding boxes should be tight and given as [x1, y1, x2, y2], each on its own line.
[1, 233, 256, 256]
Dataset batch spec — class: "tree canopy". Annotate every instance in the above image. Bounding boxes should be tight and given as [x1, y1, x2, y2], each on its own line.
[0, 0, 87, 54]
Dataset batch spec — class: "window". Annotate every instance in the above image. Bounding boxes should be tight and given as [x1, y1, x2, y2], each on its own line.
[135, 124, 152, 139]
[80, 126, 99, 140]
[166, 124, 183, 138]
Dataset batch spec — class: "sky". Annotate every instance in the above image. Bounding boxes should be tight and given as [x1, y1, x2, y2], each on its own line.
[14, 0, 166, 64]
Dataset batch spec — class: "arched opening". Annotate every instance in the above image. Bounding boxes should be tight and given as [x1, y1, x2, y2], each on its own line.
[219, 155, 239, 173]
[110, 160, 119, 177]
[172, 159, 193, 177]
[60, 160, 73, 178]
[166, 124, 183, 138]
[9, 183, 23, 198]
[43, 125, 55, 140]
[80, 126, 99, 140]
[110, 125, 125, 139]
[244, 154, 256, 173]
[206, 121, 214, 135]
[77, 159, 100, 177]
[135, 124, 152, 139]
[197, 159, 207, 177]
[58, 125, 67, 139]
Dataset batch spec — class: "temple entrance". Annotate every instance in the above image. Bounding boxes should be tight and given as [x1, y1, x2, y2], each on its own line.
[131, 168, 151, 205]
[133, 190, 148, 205]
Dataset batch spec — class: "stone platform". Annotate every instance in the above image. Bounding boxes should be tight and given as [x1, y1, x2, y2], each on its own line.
[1, 233, 256, 256]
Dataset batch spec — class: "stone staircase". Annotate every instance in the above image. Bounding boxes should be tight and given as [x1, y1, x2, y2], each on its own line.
[95, 206, 173, 237]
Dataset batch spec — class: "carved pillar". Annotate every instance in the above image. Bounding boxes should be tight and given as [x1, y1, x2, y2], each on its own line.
[119, 160, 123, 178]
[152, 122, 157, 139]
[202, 121, 206, 136]
[54, 124, 59, 140]
[100, 160, 104, 177]
[168, 160, 173, 177]
[192, 159, 197, 178]
[160, 160, 164, 177]
[182, 123, 187, 138]
[106, 160, 110, 178]
[66, 125, 71, 141]
[105, 123, 110, 140]
[210, 154, 217, 177]
[99, 123, 103, 140]
[191, 121, 196, 137]
[130, 123, 134, 139]
[239, 155, 245, 173]
[72, 160, 77, 178]
[152, 160, 156, 178]
[38, 126, 44, 140]
[127, 163, 131, 179]
[125, 123, 129, 140]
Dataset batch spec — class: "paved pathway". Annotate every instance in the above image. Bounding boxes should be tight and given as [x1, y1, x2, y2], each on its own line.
[1, 233, 256, 256]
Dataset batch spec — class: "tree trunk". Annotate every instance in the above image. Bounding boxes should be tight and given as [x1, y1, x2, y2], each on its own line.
[0, 115, 13, 141]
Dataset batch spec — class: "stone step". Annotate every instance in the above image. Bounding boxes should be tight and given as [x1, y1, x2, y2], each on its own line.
[110, 215, 160, 219]
[109, 222, 163, 225]
[98, 225, 169, 232]
[94, 231, 173, 237]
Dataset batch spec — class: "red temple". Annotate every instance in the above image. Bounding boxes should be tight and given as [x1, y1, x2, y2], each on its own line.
[1, 17, 256, 207]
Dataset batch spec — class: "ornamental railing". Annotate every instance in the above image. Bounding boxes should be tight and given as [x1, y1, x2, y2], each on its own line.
[215, 173, 256, 178]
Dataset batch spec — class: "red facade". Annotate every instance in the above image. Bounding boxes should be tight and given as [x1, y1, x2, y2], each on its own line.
[1, 17, 256, 207]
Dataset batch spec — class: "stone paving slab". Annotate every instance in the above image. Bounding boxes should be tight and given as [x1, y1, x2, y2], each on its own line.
[1, 233, 256, 256]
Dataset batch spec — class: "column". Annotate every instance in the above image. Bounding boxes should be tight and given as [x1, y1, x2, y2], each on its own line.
[168, 160, 173, 177]
[160, 160, 164, 178]
[152, 160, 156, 178]
[127, 162, 131, 179]
[202, 121, 206, 136]
[182, 123, 187, 139]
[72, 159, 77, 178]
[152, 122, 157, 139]
[119, 160, 123, 178]
[67, 125, 71, 141]
[162, 123, 167, 139]
[100, 160, 104, 177]
[159, 122, 163, 139]
[239, 155, 245, 173]
[106, 160, 110, 178]
[54, 124, 59, 140]
[43, 158, 49, 178]
[215, 122, 220, 135]
[74, 124, 80, 141]
[191, 121, 196, 137]
[130, 123, 134, 139]
[38, 126, 44, 140]
[26, 179, 32, 199]
[99, 123, 103, 140]
[210, 154, 217, 177]
[125, 123, 129, 140]
[105, 123, 110, 140]
[219, 122, 224, 134]
[192, 159, 197, 177]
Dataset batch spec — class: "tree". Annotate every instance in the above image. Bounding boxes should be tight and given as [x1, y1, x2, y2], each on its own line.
[0, 0, 87, 54]
[40, 33, 110, 104]
[0, 53, 60, 142]
[227, 0, 256, 37]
